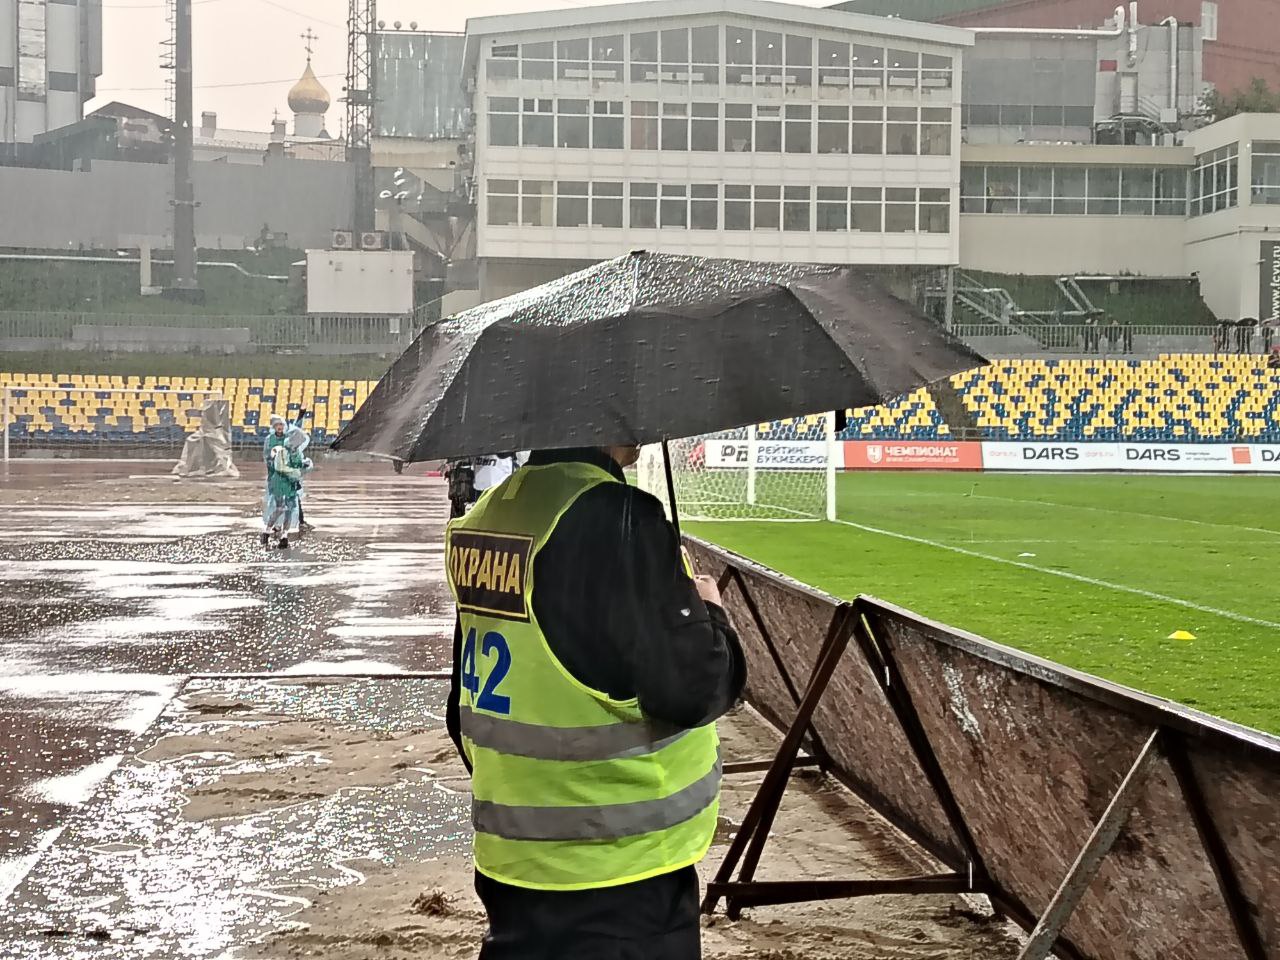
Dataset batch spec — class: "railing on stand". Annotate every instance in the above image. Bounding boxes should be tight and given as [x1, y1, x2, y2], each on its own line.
[0, 311, 422, 353]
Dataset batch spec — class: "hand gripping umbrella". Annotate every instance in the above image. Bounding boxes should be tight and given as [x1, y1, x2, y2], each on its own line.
[333, 251, 984, 530]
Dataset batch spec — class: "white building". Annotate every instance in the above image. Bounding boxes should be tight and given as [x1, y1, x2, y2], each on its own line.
[1, 0, 102, 145]
[1183, 114, 1280, 323]
[462, 0, 974, 301]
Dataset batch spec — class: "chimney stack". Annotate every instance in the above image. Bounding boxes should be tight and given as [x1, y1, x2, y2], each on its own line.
[200, 111, 216, 138]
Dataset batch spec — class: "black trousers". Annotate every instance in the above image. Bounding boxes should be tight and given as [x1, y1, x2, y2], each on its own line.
[475, 867, 701, 960]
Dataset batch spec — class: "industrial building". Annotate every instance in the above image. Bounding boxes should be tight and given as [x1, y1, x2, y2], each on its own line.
[0, 0, 102, 147]
[833, 0, 1273, 101]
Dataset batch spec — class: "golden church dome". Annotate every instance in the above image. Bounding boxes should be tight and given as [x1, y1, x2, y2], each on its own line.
[287, 61, 330, 115]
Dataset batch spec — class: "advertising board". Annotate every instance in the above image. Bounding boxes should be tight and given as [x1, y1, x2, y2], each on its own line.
[844, 440, 982, 471]
[982, 442, 1280, 473]
[705, 440, 829, 470]
[981, 442, 1117, 471]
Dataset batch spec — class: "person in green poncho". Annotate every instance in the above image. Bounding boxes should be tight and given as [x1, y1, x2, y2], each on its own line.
[261, 425, 312, 550]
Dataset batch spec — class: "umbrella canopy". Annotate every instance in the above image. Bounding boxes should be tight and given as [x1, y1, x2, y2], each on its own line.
[333, 251, 984, 462]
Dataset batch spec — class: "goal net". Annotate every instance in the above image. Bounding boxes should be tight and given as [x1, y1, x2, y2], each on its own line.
[2, 386, 224, 461]
[636, 413, 837, 522]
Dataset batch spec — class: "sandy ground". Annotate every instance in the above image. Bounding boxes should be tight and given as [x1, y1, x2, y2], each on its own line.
[155, 692, 1022, 960]
[139, 690, 469, 822]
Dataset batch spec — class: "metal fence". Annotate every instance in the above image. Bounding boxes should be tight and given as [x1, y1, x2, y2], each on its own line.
[0, 311, 428, 352]
[949, 323, 1273, 356]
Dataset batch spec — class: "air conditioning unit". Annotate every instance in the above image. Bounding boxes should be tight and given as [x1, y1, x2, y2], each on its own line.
[360, 230, 387, 251]
[331, 230, 355, 250]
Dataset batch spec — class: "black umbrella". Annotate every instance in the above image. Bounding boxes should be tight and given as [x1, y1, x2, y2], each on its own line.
[334, 251, 983, 526]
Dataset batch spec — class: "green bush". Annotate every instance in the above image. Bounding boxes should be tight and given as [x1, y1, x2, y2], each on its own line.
[0, 249, 303, 316]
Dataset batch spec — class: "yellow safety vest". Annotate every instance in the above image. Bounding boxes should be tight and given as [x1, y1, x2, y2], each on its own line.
[445, 460, 721, 891]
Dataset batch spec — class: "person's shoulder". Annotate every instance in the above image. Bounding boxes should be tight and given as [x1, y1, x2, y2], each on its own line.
[572, 478, 669, 525]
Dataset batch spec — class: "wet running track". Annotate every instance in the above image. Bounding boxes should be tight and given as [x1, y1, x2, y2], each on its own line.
[0, 460, 456, 908]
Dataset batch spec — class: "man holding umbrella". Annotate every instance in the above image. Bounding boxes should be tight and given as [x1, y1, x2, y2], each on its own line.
[332, 252, 984, 957]
[446, 441, 743, 957]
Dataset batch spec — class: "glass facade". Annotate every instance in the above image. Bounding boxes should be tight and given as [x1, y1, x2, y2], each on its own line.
[488, 96, 952, 157]
[960, 165, 1187, 216]
[1190, 144, 1239, 217]
[486, 25, 953, 97]
[488, 179, 951, 233]
[1250, 141, 1280, 206]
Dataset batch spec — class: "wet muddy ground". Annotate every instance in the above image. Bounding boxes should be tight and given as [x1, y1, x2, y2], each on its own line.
[0, 460, 453, 907]
[0, 459, 1023, 959]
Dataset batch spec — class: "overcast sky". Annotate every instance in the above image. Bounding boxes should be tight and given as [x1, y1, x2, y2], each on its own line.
[92, 0, 835, 132]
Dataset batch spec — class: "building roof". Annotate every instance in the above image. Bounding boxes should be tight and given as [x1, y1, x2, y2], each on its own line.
[90, 101, 171, 126]
[463, 0, 974, 76]
[828, 0, 1006, 21]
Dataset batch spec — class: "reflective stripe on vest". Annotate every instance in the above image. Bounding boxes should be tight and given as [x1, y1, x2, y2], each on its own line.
[458, 705, 691, 762]
[447, 461, 721, 891]
[473, 749, 723, 842]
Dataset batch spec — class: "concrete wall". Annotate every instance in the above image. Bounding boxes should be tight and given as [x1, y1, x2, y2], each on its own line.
[1183, 227, 1266, 320]
[958, 214, 1186, 276]
[478, 256, 593, 302]
[0, 155, 352, 250]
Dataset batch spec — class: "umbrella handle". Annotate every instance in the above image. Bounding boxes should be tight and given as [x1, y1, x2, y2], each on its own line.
[662, 439, 681, 542]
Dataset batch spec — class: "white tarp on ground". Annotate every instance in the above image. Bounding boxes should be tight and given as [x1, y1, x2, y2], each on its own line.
[172, 399, 239, 480]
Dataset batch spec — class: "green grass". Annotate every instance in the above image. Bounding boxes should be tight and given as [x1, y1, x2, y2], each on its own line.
[688, 472, 1280, 733]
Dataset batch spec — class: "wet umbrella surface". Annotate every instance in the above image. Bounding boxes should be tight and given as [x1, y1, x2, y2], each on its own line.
[334, 252, 983, 462]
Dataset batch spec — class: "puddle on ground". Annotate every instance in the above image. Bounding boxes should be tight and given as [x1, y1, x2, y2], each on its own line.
[0, 678, 467, 960]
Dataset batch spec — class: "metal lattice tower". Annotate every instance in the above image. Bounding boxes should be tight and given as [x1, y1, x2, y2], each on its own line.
[345, 0, 376, 233]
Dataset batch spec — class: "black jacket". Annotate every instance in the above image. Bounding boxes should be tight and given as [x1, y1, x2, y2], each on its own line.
[446, 447, 746, 764]
[445, 448, 746, 949]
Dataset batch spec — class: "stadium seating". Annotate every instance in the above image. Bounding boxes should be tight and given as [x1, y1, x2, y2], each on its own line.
[4, 356, 1279, 447]
[952, 356, 1280, 442]
[0, 373, 379, 446]
[760, 388, 948, 441]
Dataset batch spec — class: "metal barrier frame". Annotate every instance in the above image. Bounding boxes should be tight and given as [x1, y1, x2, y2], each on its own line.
[687, 536, 1277, 960]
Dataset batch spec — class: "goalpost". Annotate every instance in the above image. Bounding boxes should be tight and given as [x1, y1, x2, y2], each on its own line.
[2, 387, 225, 462]
[637, 412, 838, 522]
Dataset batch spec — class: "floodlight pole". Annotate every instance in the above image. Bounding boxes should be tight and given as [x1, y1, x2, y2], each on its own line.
[169, 0, 201, 300]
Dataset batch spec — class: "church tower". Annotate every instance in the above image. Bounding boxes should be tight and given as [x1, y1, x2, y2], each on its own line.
[287, 30, 331, 139]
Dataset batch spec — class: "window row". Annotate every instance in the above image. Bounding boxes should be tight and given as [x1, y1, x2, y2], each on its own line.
[961, 103, 1096, 128]
[1191, 143, 1238, 217]
[960, 164, 1188, 216]
[1250, 140, 1280, 206]
[488, 98, 952, 156]
[486, 28, 952, 93]
[486, 180, 952, 234]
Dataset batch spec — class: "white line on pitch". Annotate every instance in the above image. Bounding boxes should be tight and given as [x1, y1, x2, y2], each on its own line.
[967, 492, 1280, 539]
[833, 518, 1280, 631]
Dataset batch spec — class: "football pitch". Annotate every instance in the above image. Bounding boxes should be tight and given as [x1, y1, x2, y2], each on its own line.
[688, 472, 1280, 734]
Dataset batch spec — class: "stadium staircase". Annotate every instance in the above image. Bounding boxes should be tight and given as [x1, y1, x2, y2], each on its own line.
[953, 272, 1105, 348]
[926, 378, 980, 438]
